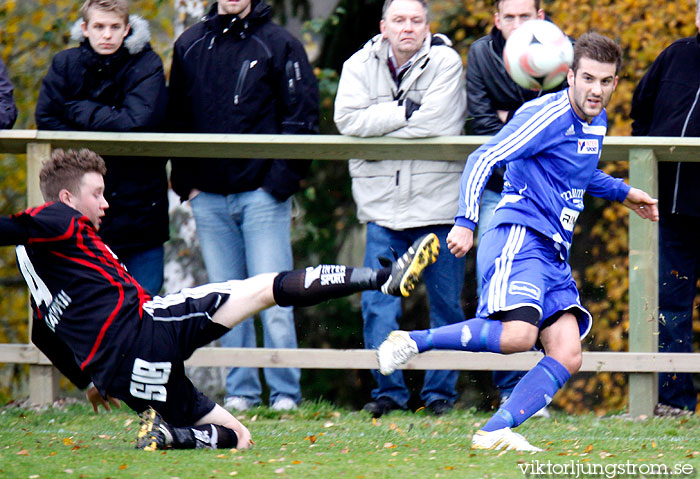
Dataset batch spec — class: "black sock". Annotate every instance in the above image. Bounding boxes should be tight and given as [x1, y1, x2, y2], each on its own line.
[164, 423, 238, 449]
[273, 265, 391, 307]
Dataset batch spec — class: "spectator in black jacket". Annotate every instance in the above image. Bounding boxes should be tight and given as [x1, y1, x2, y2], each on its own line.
[464, 0, 568, 417]
[0, 57, 18, 129]
[631, 5, 700, 417]
[35, 0, 169, 296]
[168, 0, 319, 413]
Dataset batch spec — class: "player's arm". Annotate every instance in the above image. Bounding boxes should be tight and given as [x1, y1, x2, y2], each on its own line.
[0, 216, 30, 245]
[387, 49, 466, 138]
[622, 187, 659, 221]
[587, 169, 658, 221]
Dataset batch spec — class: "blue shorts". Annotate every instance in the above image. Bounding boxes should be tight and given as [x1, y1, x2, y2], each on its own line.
[476, 224, 592, 339]
[107, 282, 233, 427]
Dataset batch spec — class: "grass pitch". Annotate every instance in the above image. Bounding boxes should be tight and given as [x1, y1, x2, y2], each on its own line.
[0, 400, 698, 478]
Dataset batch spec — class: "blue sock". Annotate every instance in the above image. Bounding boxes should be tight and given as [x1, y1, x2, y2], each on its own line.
[482, 356, 571, 432]
[409, 318, 502, 353]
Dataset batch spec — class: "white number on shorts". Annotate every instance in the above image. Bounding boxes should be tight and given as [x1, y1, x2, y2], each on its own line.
[129, 358, 171, 402]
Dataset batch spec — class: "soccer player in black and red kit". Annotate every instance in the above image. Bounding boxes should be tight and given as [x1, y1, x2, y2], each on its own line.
[0, 148, 440, 450]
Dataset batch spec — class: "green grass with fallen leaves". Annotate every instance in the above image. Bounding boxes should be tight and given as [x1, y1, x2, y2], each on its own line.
[0, 400, 698, 479]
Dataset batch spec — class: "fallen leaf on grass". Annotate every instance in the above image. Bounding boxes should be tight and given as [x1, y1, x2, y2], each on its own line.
[584, 444, 594, 454]
[445, 466, 454, 470]
[383, 442, 396, 449]
[63, 438, 73, 446]
[16, 449, 28, 456]
[305, 435, 317, 444]
[292, 460, 302, 464]
[274, 468, 285, 474]
[118, 464, 128, 470]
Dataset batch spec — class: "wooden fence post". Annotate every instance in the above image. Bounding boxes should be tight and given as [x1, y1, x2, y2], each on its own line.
[628, 148, 659, 418]
[26, 142, 59, 405]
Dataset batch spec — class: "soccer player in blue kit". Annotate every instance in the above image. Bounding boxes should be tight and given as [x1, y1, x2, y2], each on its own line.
[0, 148, 439, 451]
[377, 32, 660, 451]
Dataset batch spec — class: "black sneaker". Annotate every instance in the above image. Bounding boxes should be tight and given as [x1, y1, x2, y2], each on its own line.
[136, 407, 170, 451]
[380, 233, 440, 297]
[363, 397, 406, 418]
[426, 399, 453, 416]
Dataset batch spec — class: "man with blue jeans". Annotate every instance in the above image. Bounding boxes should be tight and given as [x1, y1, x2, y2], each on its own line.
[168, 0, 319, 411]
[189, 190, 299, 407]
[465, 0, 567, 413]
[334, 0, 467, 417]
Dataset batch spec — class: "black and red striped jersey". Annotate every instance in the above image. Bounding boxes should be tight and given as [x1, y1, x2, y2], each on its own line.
[1, 202, 151, 390]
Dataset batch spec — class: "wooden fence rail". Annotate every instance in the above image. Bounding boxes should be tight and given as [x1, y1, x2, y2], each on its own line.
[0, 130, 697, 418]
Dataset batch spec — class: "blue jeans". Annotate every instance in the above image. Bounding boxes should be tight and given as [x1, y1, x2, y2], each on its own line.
[121, 245, 164, 296]
[477, 188, 523, 396]
[658, 214, 699, 411]
[362, 223, 465, 407]
[190, 189, 301, 405]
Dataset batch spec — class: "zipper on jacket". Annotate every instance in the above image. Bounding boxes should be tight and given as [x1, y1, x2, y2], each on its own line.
[672, 83, 700, 213]
[396, 170, 400, 186]
[234, 59, 251, 105]
[285, 60, 297, 105]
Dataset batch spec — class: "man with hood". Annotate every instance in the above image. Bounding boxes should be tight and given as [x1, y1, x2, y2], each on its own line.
[334, 0, 467, 417]
[168, 0, 319, 412]
[35, 0, 169, 296]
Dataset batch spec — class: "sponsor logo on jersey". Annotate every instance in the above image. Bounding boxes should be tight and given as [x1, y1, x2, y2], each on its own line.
[577, 139, 599, 154]
[508, 281, 541, 300]
[559, 206, 580, 232]
[564, 124, 576, 136]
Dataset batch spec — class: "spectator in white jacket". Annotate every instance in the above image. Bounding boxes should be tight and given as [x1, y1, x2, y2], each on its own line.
[334, 0, 467, 418]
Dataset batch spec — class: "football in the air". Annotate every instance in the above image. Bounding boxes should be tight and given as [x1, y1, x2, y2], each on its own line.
[503, 19, 573, 91]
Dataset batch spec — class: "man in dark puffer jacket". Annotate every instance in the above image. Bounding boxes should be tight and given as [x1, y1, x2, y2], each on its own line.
[631, 6, 700, 417]
[168, 0, 319, 412]
[35, 0, 169, 296]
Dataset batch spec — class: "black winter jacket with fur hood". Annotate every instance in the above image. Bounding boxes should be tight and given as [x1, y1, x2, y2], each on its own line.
[35, 16, 169, 255]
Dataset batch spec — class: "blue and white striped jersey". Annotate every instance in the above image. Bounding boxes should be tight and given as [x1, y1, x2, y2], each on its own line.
[456, 89, 630, 257]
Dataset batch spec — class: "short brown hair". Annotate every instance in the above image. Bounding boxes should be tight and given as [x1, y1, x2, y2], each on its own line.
[573, 32, 623, 75]
[80, 0, 129, 24]
[39, 149, 107, 202]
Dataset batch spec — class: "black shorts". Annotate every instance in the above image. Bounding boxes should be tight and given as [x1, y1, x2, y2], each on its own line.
[107, 283, 231, 427]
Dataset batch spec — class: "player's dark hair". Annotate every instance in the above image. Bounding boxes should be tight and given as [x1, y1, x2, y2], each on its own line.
[80, 0, 129, 24]
[494, 0, 540, 11]
[382, 0, 430, 21]
[40, 149, 107, 202]
[573, 32, 623, 74]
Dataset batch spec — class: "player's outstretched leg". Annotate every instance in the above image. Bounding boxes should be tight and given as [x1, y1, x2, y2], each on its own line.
[136, 407, 239, 451]
[273, 233, 439, 307]
[380, 232, 440, 297]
